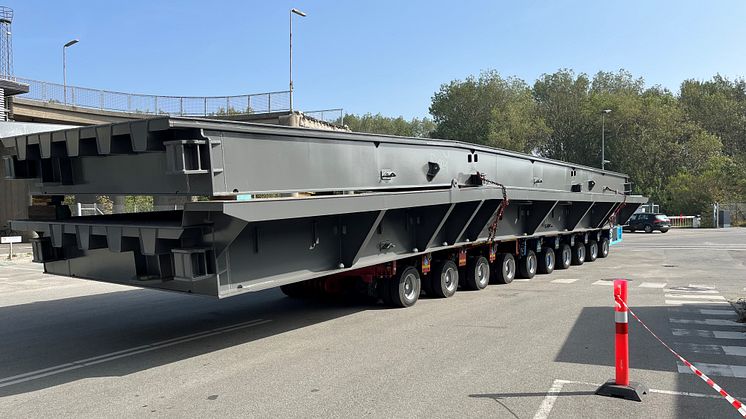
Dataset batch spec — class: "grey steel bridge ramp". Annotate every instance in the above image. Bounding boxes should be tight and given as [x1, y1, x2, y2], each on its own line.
[1, 117, 646, 298]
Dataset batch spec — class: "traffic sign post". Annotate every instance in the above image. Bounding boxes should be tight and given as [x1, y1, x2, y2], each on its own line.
[1, 236, 21, 259]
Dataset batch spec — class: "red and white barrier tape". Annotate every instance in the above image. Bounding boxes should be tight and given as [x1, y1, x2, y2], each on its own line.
[616, 296, 746, 417]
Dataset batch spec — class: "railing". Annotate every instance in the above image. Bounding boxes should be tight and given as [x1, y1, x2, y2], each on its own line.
[668, 215, 700, 228]
[15, 77, 291, 116]
[304, 108, 344, 125]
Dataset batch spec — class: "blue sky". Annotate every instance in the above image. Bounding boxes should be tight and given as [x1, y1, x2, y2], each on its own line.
[7, 1, 746, 119]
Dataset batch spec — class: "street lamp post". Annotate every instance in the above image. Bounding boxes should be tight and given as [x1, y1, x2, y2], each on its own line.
[289, 8, 306, 112]
[601, 109, 611, 170]
[63, 38, 79, 105]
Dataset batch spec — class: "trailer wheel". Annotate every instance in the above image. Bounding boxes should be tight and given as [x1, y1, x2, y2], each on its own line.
[388, 266, 421, 308]
[598, 238, 610, 258]
[465, 256, 490, 290]
[586, 240, 598, 262]
[571, 243, 586, 265]
[518, 250, 537, 279]
[492, 253, 516, 284]
[538, 247, 555, 274]
[556, 244, 572, 270]
[431, 260, 459, 298]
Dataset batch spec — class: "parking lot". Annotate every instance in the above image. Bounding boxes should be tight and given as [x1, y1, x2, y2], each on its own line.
[0, 229, 744, 418]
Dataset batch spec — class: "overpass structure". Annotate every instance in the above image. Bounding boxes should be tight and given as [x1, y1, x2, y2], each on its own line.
[11, 77, 343, 127]
[1, 77, 346, 235]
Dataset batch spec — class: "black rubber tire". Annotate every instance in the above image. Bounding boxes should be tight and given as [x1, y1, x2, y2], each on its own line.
[644, 224, 653, 233]
[571, 243, 586, 265]
[661, 228, 669, 233]
[598, 238, 610, 258]
[555, 244, 572, 270]
[430, 260, 459, 298]
[538, 247, 555, 274]
[586, 240, 598, 262]
[492, 253, 516, 284]
[518, 250, 537, 279]
[388, 266, 421, 308]
[465, 256, 490, 290]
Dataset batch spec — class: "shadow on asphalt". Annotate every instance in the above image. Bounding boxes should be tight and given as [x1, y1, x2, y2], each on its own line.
[0, 287, 381, 397]
[555, 304, 745, 417]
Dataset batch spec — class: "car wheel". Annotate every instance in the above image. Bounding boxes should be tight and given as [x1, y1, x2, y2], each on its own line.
[644, 224, 653, 233]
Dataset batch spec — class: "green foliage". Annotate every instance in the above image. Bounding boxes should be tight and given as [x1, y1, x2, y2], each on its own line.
[429, 70, 548, 152]
[343, 113, 435, 138]
[425, 69, 746, 214]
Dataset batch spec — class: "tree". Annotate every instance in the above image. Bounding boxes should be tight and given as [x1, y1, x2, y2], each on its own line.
[429, 70, 548, 153]
[343, 113, 435, 138]
[426, 68, 743, 212]
[679, 75, 746, 158]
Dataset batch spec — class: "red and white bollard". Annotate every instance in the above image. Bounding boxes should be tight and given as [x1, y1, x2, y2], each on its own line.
[596, 279, 647, 401]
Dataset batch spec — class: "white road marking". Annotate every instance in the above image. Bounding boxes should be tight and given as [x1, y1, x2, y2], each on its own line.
[669, 318, 742, 327]
[700, 309, 738, 316]
[667, 308, 737, 316]
[533, 379, 564, 419]
[665, 300, 729, 306]
[550, 278, 579, 284]
[592, 280, 613, 286]
[0, 318, 271, 388]
[675, 343, 746, 357]
[689, 284, 716, 289]
[724, 346, 746, 357]
[677, 362, 746, 378]
[665, 289, 720, 294]
[664, 294, 726, 300]
[638, 282, 667, 288]
[671, 329, 746, 339]
[513, 278, 531, 282]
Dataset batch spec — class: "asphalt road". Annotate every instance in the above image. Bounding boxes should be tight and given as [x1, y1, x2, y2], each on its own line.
[0, 229, 744, 418]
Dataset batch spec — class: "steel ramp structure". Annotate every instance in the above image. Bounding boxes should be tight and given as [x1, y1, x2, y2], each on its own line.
[2, 117, 646, 300]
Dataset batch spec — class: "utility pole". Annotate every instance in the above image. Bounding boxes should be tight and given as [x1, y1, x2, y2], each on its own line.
[601, 109, 612, 170]
[289, 8, 306, 112]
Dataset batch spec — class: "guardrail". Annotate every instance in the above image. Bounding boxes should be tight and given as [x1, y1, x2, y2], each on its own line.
[15, 77, 291, 116]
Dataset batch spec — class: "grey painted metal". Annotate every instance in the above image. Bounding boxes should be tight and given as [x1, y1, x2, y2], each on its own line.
[2, 116, 632, 196]
[2, 117, 646, 299]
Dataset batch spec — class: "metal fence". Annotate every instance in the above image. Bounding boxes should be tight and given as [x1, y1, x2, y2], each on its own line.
[718, 202, 746, 227]
[15, 77, 291, 116]
[304, 108, 344, 125]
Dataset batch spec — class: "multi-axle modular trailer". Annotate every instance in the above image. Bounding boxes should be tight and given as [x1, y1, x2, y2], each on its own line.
[1, 117, 646, 307]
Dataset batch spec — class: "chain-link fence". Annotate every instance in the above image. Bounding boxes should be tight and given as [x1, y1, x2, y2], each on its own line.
[16, 77, 290, 116]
